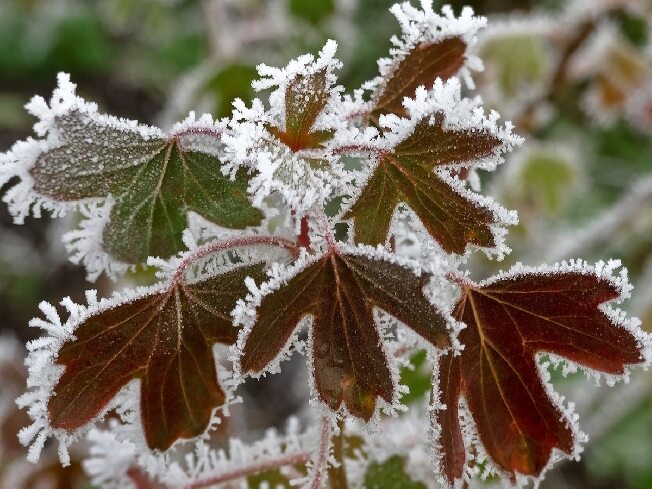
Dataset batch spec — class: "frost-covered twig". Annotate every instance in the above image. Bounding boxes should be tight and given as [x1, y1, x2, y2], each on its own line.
[546, 174, 652, 261]
[127, 467, 169, 489]
[517, 18, 597, 130]
[327, 418, 349, 489]
[308, 416, 333, 489]
[184, 452, 309, 489]
[170, 234, 300, 285]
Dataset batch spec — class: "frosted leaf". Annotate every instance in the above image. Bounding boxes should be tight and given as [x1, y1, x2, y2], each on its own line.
[357, 1, 486, 119]
[222, 40, 348, 212]
[569, 22, 652, 127]
[433, 259, 651, 487]
[473, 14, 555, 120]
[233, 244, 457, 421]
[343, 79, 521, 257]
[0, 73, 262, 274]
[17, 258, 267, 461]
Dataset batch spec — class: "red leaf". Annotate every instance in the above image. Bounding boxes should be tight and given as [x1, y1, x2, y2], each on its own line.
[345, 114, 506, 253]
[49, 263, 266, 450]
[372, 37, 466, 117]
[435, 268, 645, 485]
[239, 250, 451, 419]
[268, 68, 334, 152]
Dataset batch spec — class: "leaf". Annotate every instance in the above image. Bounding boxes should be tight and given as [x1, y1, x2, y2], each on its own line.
[29, 109, 263, 263]
[289, 0, 335, 25]
[345, 114, 505, 253]
[267, 68, 334, 152]
[364, 455, 427, 489]
[48, 263, 266, 451]
[435, 267, 645, 485]
[372, 37, 466, 118]
[247, 469, 293, 488]
[239, 250, 450, 420]
[399, 350, 432, 405]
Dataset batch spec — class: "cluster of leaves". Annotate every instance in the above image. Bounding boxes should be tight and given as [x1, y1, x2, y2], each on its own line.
[0, 1, 650, 488]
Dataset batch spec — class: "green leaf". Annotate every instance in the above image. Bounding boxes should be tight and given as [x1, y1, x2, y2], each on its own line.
[29, 110, 263, 264]
[247, 469, 293, 488]
[399, 350, 431, 405]
[240, 250, 450, 420]
[480, 34, 549, 97]
[205, 64, 258, 118]
[364, 456, 426, 489]
[345, 114, 504, 253]
[48, 263, 267, 451]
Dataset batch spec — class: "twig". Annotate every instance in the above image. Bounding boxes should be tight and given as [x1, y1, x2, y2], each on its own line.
[545, 174, 652, 261]
[308, 416, 333, 489]
[327, 418, 349, 489]
[331, 144, 386, 157]
[127, 467, 169, 489]
[517, 19, 596, 131]
[183, 452, 310, 489]
[314, 208, 337, 252]
[171, 234, 301, 287]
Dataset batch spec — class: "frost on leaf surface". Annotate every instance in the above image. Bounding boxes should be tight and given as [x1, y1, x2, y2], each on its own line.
[237, 247, 451, 420]
[434, 262, 648, 486]
[224, 40, 345, 212]
[33, 263, 265, 452]
[1, 74, 262, 265]
[346, 82, 520, 254]
[368, 2, 486, 118]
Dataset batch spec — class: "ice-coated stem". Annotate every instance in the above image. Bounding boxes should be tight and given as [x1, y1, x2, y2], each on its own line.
[308, 416, 334, 489]
[327, 418, 349, 489]
[183, 452, 310, 489]
[171, 234, 301, 286]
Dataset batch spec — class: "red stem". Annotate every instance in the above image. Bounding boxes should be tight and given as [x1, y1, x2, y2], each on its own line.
[314, 209, 336, 253]
[168, 126, 224, 141]
[183, 452, 309, 489]
[309, 416, 333, 489]
[331, 144, 386, 156]
[127, 467, 169, 489]
[171, 235, 300, 286]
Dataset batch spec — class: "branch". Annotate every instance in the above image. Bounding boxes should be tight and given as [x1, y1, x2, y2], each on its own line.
[127, 467, 170, 489]
[183, 452, 309, 489]
[516, 19, 596, 131]
[314, 208, 337, 252]
[308, 416, 333, 489]
[331, 144, 386, 157]
[171, 234, 301, 285]
[327, 418, 349, 489]
[546, 174, 652, 261]
[168, 125, 224, 143]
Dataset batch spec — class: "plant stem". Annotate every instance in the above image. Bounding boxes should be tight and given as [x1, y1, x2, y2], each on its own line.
[127, 467, 169, 489]
[308, 416, 333, 489]
[183, 452, 309, 489]
[171, 234, 300, 285]
[327, 418, 349, 489]
[168, 125, 224, 142]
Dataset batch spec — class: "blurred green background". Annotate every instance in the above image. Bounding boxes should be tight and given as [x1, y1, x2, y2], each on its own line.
[0, 0, 651, 487]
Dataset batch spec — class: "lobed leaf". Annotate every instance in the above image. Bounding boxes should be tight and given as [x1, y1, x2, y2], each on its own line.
[239, 250, 450, 419]
[372, 37, 466, 117]
[345, 113, 505, 253]
[364, 455, 427, 489]
[49, 263, 266, 451]
[268, 68, 334, 152]
[29, 109, 262, 264]
[435, 268, 645, 485]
